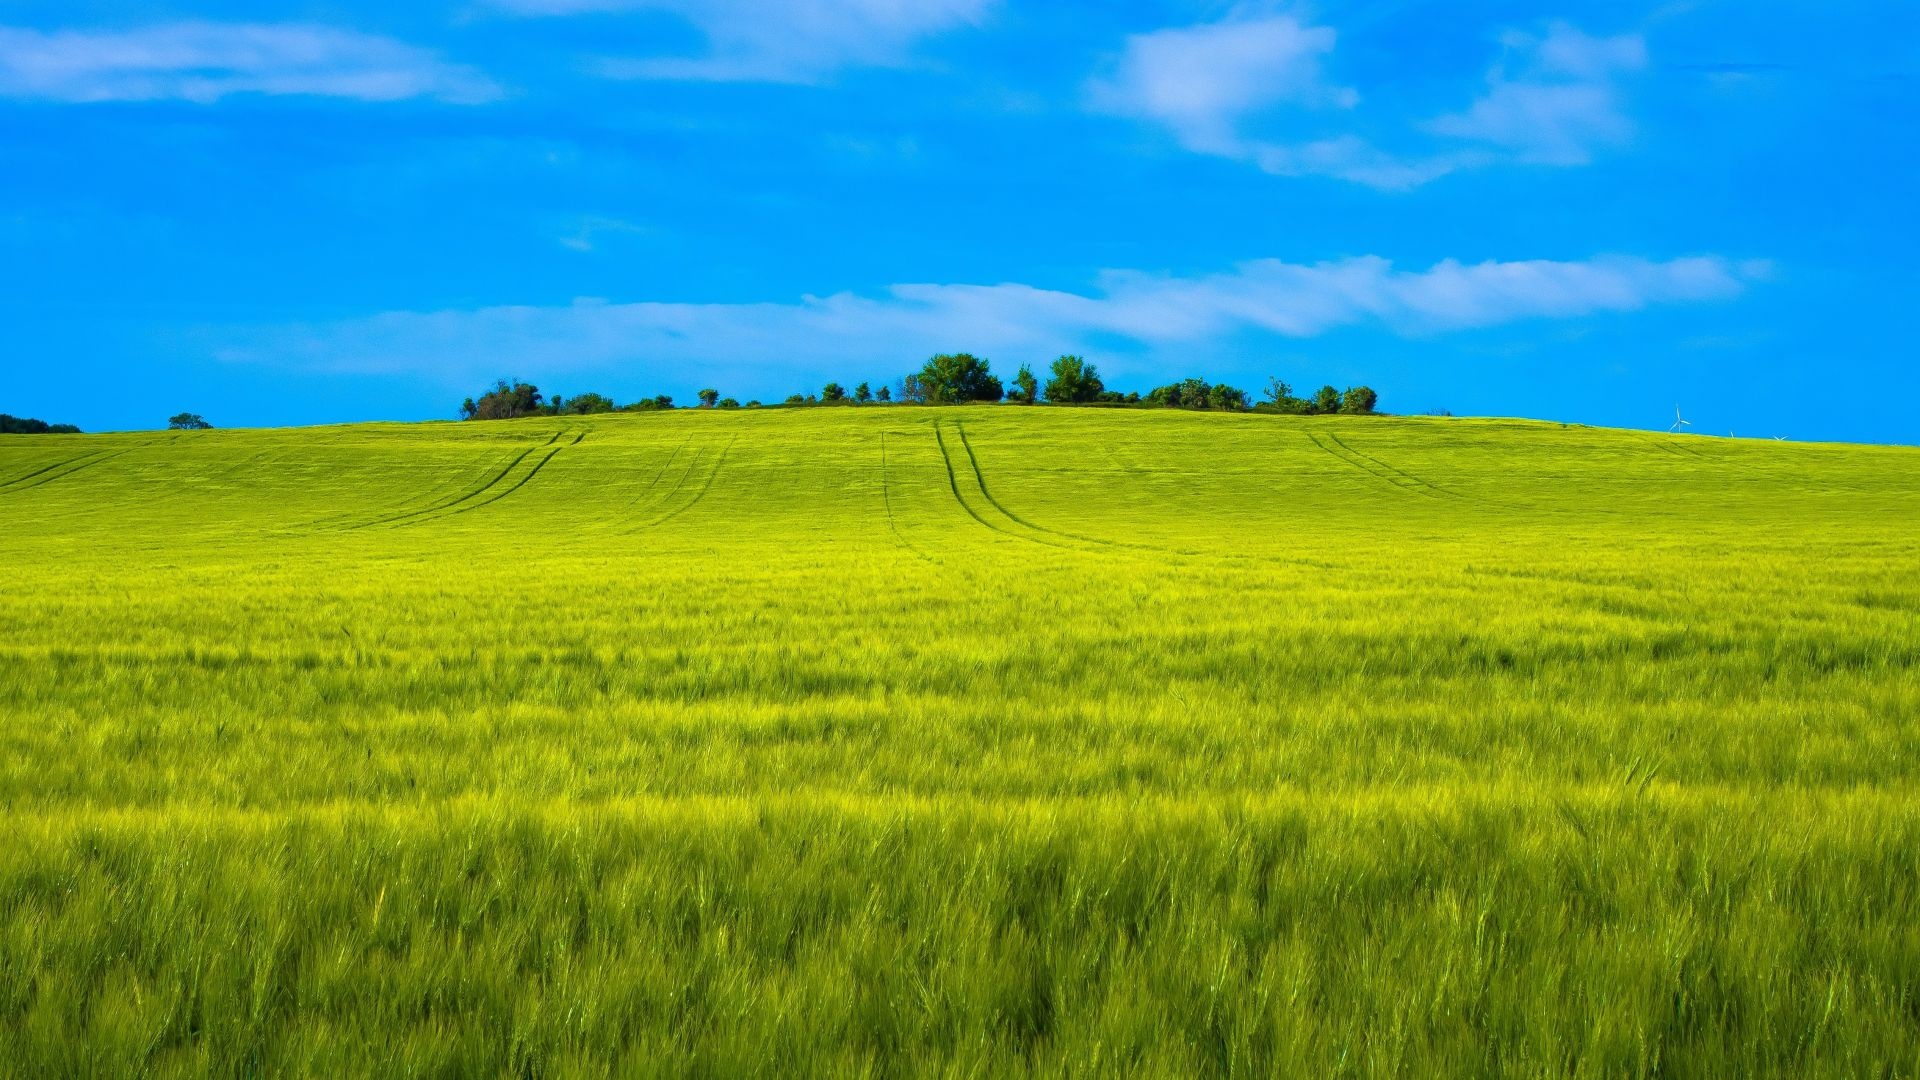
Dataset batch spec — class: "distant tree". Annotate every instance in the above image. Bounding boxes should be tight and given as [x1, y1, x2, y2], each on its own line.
[784, 394, 808, 405]
[915, 353, 1003, 404]
[698, 388, 720, 408]
[822, 382, 847, 402]
[461, 380, 543, 420]
[0, 414, 80, 434]
[168, 412, 213, 430]
[1043, 355, 1104, 404]
[746, 400, 762, 408]
[1011, 364, 1038, 404]
[1208, 383, 1250, 411]
[1341, 386, 1379, 414]
[1311, 385, 1342, 414]
[718, 397, 741, 409]
[898, 374, 925, 404]
[854, 381, 872, 403]
[876, 385, 892, 403]
[557, 392, 616, 415]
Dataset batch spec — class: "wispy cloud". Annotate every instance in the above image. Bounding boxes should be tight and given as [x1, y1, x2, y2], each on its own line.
[489, 0, 994, 84]
[1427, 22, 1647, 165]
[1086, 12, 1355, 155]
[0, 22, 501, 104]
[1090, 13, 1646, 189]
[214, 254, 1768, 382]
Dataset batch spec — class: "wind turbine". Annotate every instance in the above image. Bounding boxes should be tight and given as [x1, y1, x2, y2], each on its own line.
[1670, 406, 1691, 433]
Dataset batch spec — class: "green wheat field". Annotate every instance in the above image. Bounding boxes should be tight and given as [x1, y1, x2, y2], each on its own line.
[2, 407, 1917, 1077]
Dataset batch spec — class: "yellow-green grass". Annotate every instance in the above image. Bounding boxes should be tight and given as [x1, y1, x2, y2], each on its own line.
[1, 408, 1916, 1076]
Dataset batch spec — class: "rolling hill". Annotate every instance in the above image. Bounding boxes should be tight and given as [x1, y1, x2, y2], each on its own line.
[2, 407, 1917, 1076]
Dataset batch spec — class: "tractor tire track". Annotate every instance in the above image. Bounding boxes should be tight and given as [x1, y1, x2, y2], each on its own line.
[0, 450, 129, 495]
[344, 432, 560, 530]
[1305, 432, 1448, 500]
[879, 431, 937, 563]
[0, 451, 108, 490]
[621, 434, 695, 512]
[952, 420, 1187, 555]
[932, 424, 1082, 551]
[629, 436, 736, 532]
[1323, 433, 1466, 501]
[342, 447, 541, 530]
[412, 442, 568, 523]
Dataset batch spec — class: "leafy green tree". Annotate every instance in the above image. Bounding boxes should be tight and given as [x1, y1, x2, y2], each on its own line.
[718, 397, 741, 409]
[1011, 364, 1038, 404]
[784, 394, 808, 405]
[876, 385, 892, 402]
[0, 414, 80, 434]
[898, 374, 924, 404]
[1341, 386, 1379, 414]
[916, 353, 1003, 403]
[697, 388, 719, 408]
[557, 393, 616, 415]
[822, 382, 847, 402]
[1044, 355, 1104, 404]
[461, 380, 543, 420]
[854, 382, 872, 403]
[1208, 383, 1250, 411]
[168, 412, 213, 430]
[1312, 385, 1342, 414]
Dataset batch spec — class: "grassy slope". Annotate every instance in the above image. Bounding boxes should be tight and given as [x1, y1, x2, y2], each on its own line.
[1, 408, 1917, 1076]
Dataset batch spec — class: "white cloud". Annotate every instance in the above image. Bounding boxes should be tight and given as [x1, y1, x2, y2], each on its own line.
[1091, 14, 1648, 189]
[1086, 12, 1356, 155]
[1427, 23, 1647, 165]
[214, 254, 1767, 382]
[490, 0, 994, 83]
[0, 22, 501, 104]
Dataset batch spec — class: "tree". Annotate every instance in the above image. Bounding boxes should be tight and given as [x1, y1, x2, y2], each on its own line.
[0, 414, 80, 434]
[876, 385, 892, 402]
[168, 412, 212, 430]
[1341, 386, 1379, 414]
[854, 382, 872, 403]
[718, 397, 741, 409]
[1011, 364, 1038, 404]
[460, 380, 543, 420]
[898, 374, 925, 404]
[822, 382, 847, 402]
[915, 353, 1002, 403]
[1311, 385, 1342, 414]
[1043, 355, 1104, 404]
[698, 388, 719, 408]
[557, 392, 616, 415]
[1208, 383, 1250, 411]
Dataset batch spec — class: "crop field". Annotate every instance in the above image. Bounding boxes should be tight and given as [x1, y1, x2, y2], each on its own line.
[1, 407, 1917, 1077]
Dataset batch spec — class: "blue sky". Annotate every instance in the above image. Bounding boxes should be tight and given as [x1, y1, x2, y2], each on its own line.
[2, 1, 1914, 441]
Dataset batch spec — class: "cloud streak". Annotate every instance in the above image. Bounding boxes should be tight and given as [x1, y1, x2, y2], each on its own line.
[0, 22, 501, 104]
[215, 254, 1768, 382]
[490, 0, 994, 83]
[1090, 14, 1647, 189]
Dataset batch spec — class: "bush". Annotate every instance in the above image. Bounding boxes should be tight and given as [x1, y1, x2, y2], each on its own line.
[168, 412, 213, 430]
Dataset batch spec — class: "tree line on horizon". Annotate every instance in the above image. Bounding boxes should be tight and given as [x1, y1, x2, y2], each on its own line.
[1, 413, 82, 435]
[460, 354, 1378, 421]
